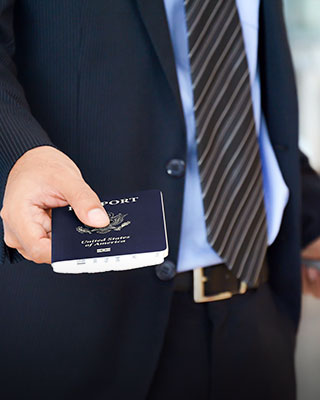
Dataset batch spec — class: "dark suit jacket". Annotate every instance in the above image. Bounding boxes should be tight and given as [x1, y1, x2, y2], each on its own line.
[0, 0, 301, 398]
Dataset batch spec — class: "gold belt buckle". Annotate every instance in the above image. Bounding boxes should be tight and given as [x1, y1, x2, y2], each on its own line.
[193, 267, 247, 303]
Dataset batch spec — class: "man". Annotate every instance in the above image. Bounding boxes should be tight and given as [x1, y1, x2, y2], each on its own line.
[0, 1, 302, 399]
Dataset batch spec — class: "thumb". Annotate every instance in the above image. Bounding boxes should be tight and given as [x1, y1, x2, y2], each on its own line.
[307, 267, 318, 283]
[61, 178, 109, 227]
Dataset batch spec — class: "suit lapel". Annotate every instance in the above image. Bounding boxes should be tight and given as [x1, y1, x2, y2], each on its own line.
[259, 0, 298, 148]
[136, 0, 185, 123]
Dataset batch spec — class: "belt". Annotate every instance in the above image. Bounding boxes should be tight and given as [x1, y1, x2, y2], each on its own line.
[174, 260, 268, 303]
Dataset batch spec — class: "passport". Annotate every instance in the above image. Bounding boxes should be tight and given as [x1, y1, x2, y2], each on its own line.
[51, 189, 168, 273]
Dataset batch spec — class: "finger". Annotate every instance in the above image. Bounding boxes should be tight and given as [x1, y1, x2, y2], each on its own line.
[306, 267, 319, 283]
[59, 178, 109, 228]
[17, 236, 51, 264]
[30, 207, 52, 234]
[3, 201, 52, 263]
[4, 225, 51, 264]
[302, 266, 320, 298]
[14, 217, 52, 264]
[301, 267, 312, 295]
[314, 278, 320, 298]
[311, 269, 320, 296]
[2, 220, 21, 249]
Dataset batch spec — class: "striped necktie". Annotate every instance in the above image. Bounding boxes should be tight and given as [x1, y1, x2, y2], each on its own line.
[185, 0, 268, 285]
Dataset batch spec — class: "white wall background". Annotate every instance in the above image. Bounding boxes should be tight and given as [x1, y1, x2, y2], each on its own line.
[284, 1, 320, 399]
[284, 0, 320, 172]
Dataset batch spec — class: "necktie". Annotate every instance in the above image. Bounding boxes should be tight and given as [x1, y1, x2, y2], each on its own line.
[185, 0, 268, 285]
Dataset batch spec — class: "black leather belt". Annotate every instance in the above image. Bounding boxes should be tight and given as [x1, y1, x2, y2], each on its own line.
[174, 260, 268, 303]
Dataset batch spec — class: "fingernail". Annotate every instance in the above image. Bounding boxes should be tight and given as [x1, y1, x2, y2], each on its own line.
[88, 208, 109, 227]
[307, 268, 318, 282]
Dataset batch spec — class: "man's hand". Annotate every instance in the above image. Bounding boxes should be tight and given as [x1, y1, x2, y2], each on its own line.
[301, 237, 320, 298]
[0, 146, 109, 264]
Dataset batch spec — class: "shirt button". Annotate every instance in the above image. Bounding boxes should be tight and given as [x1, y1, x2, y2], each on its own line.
[166, 159, 185, 178]
[155, 260, 176, 281]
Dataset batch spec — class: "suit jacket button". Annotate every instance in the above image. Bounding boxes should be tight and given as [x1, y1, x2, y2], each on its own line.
[155, 260, 176, 281]
[166, 159, 185, 178]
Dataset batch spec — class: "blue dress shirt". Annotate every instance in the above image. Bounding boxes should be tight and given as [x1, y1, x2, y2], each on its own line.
[163, 0, 289, 272]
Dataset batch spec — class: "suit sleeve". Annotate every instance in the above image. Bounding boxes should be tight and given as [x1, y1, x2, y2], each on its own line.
[0, 0, 56, 264]
[300, 151, 320, 248]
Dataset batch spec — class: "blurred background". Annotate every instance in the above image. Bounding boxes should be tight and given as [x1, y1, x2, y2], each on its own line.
[284, 1, 320, 399]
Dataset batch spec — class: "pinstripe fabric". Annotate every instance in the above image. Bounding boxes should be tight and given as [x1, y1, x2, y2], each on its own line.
[185, 0, 268, 285]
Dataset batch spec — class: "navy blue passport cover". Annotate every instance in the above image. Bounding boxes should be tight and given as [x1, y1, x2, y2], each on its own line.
[52, 190, 168, 264]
